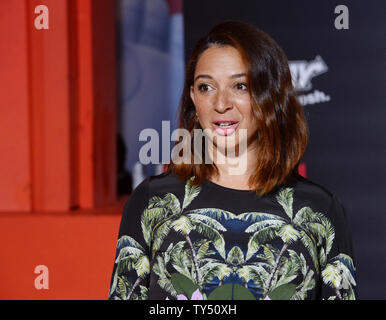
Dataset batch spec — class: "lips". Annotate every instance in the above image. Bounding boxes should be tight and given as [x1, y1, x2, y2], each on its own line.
[213, 120, 239, 136]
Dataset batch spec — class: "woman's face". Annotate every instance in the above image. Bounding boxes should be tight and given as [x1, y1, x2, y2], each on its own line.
[190, 45, 258, 155]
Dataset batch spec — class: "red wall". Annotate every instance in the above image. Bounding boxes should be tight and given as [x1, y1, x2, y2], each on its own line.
[0, 0, 120, 299]
[0, 209, 123, 300]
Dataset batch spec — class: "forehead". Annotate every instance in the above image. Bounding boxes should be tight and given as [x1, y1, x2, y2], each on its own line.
[195, 45, 247, 75]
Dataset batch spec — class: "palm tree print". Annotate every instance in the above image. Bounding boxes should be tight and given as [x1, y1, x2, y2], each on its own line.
[109, 235, 150, 300]
[322, 253, 356, 299]
[144, 177, 227, 287]
[237, 188, 333, 296]
[109, 176, 357, 300]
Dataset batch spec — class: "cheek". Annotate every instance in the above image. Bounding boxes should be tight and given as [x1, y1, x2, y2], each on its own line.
[194, 98, 212, 121]
[195, 94, 213, 108]
[233, 92, 251, 107]
[196, 110, 211, 127]
[241, 103, 258, 133]
[236, 95, 252, 108]
[236, 98, 254, 120]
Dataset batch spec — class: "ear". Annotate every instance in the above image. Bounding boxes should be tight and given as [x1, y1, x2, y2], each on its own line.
[190, 85, 195, 105]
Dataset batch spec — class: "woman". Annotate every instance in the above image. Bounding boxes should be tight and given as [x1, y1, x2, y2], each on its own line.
[108, 21, 357, 300]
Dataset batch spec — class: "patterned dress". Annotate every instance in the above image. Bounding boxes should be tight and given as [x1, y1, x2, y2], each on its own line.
[108, 171, 357, 300]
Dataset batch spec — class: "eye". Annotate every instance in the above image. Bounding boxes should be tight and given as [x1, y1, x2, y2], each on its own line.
[235, 82, 248, 90]
[198, 83, 212, 92]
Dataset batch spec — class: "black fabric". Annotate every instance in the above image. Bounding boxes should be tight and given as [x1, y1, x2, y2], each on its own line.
[108, 171, 357, 300]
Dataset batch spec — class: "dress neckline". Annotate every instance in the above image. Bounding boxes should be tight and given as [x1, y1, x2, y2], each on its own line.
[203, 178, 256, 194]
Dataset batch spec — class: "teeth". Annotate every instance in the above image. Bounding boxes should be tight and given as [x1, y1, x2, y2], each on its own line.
[219, 122, 233, 127]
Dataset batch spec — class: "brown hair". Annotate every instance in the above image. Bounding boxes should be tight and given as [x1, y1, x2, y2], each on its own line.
[167, 20, 308, 196]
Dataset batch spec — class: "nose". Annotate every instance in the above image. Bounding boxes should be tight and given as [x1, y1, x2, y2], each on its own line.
[214, 89, 234, 113]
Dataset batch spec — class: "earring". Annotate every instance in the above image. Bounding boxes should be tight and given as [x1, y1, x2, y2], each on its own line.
[194, 112, 200, 127]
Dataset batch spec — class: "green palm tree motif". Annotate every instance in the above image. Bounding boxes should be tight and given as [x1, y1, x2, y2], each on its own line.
[169, 212, 227, 285]
[142, 192, 182, 256]
[238, 243, 310, 298]
[200, 259, 232, 286]
[153, 241, 185, 297]
[239, 187, 330, 295]
[285, 249, 316, 300]
[248, 244, 315, 300]
[153, 239, 217, 298]
[110, 235, 150, 300]
[146, 177, 228, 287]
[184, 207, 238, 260]
[322, 253, 356, 300]
[228, 246, 261, 288]
[225, 246, 249, 286]
[199, 245, 272, 291]
[139, 176, 199, 260]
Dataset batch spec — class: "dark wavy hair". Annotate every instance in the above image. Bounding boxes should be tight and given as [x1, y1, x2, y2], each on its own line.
[167, 20, 308, 196]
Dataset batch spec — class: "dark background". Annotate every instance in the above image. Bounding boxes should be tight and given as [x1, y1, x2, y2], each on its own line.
[184, 0, 386, 299]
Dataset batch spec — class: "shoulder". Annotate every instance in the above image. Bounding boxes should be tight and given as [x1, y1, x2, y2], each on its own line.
[287, 175, 354, 253]
[129, 170, 188, 205]
[130, 171, 185, 194]
[293, 173, 333, 199]
[127, 170, 190, 204]
[290, 173, 343, 220]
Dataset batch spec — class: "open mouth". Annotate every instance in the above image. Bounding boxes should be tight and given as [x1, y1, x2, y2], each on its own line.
[213, 120, 239, 135]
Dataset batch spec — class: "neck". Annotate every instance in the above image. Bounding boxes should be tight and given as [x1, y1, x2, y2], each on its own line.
[207, 141, 258, 190]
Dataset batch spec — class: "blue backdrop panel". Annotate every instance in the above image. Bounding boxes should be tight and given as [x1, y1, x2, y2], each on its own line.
[117, 0, 184, 188]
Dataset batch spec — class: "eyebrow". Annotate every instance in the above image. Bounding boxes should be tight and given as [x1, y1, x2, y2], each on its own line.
[194, 73, 246, 82]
